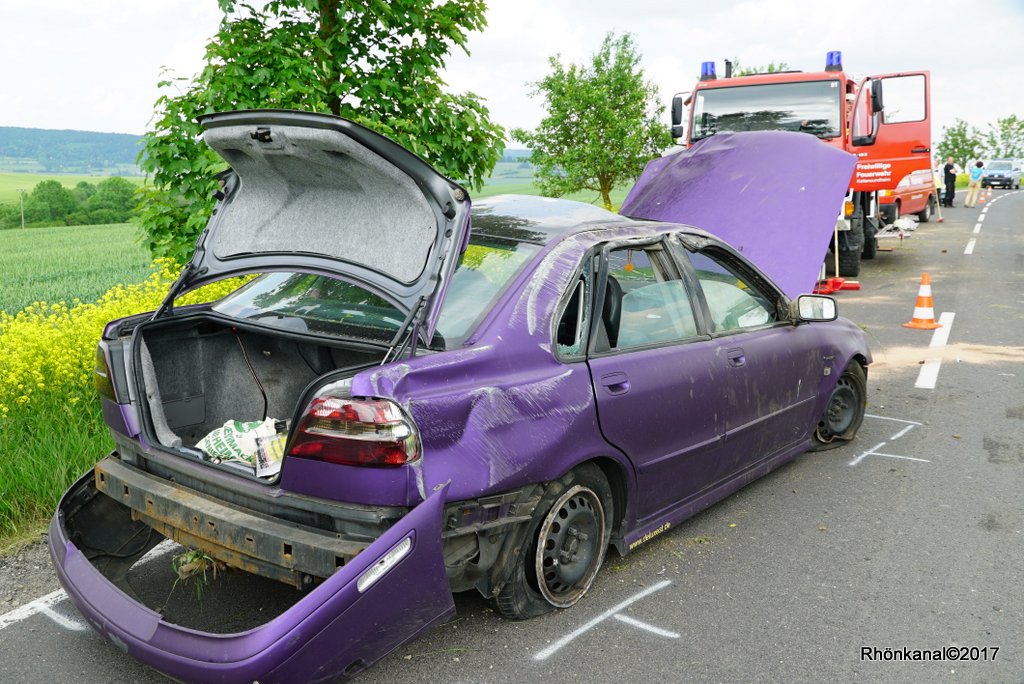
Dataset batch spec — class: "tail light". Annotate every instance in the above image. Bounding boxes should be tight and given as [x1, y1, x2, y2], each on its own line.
[879, 189, 892, 198]
[94, 346, 117, 401]
[288, 385, 420, 467]
[843, 200, 855, 217]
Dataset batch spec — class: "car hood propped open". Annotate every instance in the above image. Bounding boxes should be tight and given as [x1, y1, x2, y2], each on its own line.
[173, 110, 472, 341]
[620, 131, 856, 298]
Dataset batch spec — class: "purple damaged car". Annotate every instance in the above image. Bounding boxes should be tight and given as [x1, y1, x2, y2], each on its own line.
[50, 110, 867, 682]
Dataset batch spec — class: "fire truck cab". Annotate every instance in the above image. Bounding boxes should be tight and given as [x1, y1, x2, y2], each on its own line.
[671, 52, 931, 277]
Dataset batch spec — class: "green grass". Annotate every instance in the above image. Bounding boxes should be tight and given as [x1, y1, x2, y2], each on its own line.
[475, 178, 632, 209]
[0, 222, 152, 313]
[0, 172, 144, 205]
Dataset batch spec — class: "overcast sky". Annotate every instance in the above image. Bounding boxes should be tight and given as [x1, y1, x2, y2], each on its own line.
[2, 0, 1022, 148]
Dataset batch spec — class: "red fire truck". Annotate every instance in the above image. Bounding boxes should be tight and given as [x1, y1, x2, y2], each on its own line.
[670, 52, 931, 276]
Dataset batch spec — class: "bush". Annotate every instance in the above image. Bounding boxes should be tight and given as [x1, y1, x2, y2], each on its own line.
[0, 260, 245, 541]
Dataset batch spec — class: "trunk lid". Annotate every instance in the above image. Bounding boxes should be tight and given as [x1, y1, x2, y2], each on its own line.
[620, 131, 857, 299]
[173, 110, 472, 341]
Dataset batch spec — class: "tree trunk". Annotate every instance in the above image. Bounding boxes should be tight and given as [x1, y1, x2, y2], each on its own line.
[318, 0, 342, 116]
[599, 176, 613, 211]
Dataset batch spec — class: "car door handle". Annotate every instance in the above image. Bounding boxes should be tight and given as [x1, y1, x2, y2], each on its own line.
[726, 347, 746, 367]
[911, 146, 929, 153]
[599, 372, 630, 395]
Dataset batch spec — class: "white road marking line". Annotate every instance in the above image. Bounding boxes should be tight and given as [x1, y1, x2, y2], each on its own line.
[964, 238, 977, 255]
[0, 539, 177, 632]
[38, 604, 86, 632]
[973, 223, 982, 234]
[915, 360, 942, 389]
[850, 442, 888, 466]
[613, 613, 680, 638]
[915, 312, 955, 389]
[890, 424, 916, 440]
[865, 415, 922, 425]
[533, 580, 672, 660]
[978, 212, 986, 221]
[929, 312, 955, 347]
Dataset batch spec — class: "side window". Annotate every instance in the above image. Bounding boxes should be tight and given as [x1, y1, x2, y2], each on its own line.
[556, 257, 593, 358]
[595, 245, 699, 352]
[690, 250, 777, 333]
[879, 74, 926, 124]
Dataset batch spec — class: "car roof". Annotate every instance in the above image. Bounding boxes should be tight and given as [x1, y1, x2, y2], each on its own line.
[470, 195, 636, 244]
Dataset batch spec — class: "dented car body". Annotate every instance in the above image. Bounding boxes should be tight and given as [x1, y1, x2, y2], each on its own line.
[50, 111, 868, 682]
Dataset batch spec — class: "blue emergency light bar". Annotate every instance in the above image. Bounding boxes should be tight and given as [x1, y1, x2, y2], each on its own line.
[825, 51, 843, 72]
[700, 61, 717, 81]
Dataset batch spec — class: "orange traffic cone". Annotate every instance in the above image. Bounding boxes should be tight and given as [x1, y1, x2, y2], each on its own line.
[986, 187, 993, 200]
[979, 188, 987, 203]
[902, 273, 942, 329]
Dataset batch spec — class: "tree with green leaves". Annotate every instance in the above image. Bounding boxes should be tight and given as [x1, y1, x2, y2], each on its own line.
[729, 59, 790, 77]
[86, 177, 139, 224]
[512, 33, 671, 210]
[24, 180, 77, 225]
[139, 0, 505, 263]
[981, 115, 1024, 159]
[936, 118, 983, 170]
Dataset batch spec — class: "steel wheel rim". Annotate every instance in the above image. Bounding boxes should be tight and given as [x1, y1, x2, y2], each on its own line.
[535, 485, 606, 608]
[817, 377, 858, 441]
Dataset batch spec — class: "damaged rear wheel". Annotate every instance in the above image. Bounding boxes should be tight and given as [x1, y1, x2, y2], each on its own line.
[811, 361, 866, 451]
[493, 464, 611, 619]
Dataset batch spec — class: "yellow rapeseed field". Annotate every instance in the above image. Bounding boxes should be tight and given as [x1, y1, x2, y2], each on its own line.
[0, 260, 245, 542]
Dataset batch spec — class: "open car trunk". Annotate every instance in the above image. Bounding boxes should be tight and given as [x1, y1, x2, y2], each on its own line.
[136, 313, 387, 475]
[50, 472, 455, 683]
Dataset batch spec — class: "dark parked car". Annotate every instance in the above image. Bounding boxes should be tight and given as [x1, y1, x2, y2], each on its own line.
[50, 111, 868, 683]
[981, 159, 1021, 189]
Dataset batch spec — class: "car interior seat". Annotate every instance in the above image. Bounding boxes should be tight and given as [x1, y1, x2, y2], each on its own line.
[602, 275, 623, 348]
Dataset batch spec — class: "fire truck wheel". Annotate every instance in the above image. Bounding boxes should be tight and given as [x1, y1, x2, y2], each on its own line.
[837, 248, 861, 277]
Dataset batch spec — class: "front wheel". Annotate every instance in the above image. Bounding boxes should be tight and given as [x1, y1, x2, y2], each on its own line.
[917, 196, 933, 223]
[810, 361, 867, 451]
[493, 464, 612, 619]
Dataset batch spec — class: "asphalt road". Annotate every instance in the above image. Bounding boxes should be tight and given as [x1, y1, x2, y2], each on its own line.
[2, 190, 1021, 683]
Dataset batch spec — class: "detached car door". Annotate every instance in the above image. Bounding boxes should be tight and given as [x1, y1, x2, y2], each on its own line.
[679, 240, 824, 468]
[586, 240, 727, 521]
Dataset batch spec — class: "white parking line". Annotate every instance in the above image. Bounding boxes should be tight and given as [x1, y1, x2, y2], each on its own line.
[964, 239, 977, 255]
[533, 580, 672, 661]
[915, 312, 955, 389]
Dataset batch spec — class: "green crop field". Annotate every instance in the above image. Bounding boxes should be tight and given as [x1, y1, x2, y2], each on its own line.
[0, 172, 144, 205]
[476, 180, 631, 208]
[0, 222, 152, 314]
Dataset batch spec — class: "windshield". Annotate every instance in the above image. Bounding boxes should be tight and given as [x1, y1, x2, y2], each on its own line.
[690, 80, 843, 142]
[213, 236, 540, 347]
[988, 161, 1013, 170]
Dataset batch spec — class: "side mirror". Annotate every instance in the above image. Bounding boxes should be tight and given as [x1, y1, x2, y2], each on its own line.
[870, 79, 884, 114]
[790, 294, 838, 322]
[671, 95, 683, 127]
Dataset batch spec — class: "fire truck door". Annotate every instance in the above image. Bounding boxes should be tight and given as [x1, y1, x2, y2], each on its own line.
[848, 71, 931, 192]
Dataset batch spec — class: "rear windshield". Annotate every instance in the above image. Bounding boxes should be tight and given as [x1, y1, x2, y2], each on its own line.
[212, 236, 540, 347]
